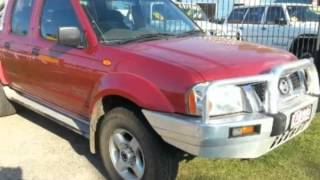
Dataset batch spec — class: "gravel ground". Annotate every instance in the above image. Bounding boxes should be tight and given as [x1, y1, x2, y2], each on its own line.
[0, 108, 107, 180]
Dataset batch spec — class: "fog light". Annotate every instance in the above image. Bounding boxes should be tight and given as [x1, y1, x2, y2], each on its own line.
[230, 125, 260, 138]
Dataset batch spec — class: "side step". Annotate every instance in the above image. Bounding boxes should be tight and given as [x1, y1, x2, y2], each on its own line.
[3, 86, 90, 138]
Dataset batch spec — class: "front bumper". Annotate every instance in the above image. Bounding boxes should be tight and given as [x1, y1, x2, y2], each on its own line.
[143, 95, 318, 158]
[143, 59, 320, 159]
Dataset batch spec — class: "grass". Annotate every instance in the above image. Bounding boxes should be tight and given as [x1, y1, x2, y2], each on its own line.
[177, 115, 320, 180]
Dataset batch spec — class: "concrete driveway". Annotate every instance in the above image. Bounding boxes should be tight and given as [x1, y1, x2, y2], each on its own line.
[0, 108, 106, 180]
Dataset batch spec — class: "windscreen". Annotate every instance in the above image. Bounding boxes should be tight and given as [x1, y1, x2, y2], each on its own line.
[287, 6, 319, 22]
[80, 0, 199, 44]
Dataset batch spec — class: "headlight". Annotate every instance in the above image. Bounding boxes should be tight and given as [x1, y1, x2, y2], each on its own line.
[186, 83, 251, 116]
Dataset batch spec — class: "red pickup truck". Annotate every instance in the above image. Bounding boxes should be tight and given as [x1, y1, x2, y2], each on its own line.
[0, 0, 319, 179]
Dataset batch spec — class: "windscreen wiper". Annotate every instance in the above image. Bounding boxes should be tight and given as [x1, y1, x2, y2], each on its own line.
[113, 33, 175, 45]
[177, 30, 204, 37]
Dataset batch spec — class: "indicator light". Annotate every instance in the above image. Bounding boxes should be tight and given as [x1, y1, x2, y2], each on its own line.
[230, 125, 260, 138]
[102, 59, 112, 66]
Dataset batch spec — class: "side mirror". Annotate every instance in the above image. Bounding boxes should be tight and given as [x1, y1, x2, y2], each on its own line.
[275, 18, 287, 26]
[58, 27, 83, 47]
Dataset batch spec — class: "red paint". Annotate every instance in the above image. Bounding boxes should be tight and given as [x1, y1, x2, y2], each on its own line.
[0, 0, 297, 118]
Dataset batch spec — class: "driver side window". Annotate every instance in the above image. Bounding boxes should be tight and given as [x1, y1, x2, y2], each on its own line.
[243, 7, 265, 24]
[266, 6, 286, 25]
[40, 0, 81, 41]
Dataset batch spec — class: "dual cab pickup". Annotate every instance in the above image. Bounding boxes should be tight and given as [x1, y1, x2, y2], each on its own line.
[0, 0, 319, 179]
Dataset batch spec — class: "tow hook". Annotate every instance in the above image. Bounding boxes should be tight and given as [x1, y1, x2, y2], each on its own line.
[269, 113, 287, 137]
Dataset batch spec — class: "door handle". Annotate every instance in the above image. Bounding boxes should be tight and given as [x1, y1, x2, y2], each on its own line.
[32, 47, 40, 56]
[4, 42, 10, 49]
[239, 27, 243, 30]
[262, 27, 267, 31]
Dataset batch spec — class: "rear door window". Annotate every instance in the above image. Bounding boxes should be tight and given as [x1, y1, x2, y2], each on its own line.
[40, 0, 81, 41]
[11, 0, 34, 35]
[228, 8, 248, 24]
[266, 6, 286, 24]
[243, 7, 265, 24]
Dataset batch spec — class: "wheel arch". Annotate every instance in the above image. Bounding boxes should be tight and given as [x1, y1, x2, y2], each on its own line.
[289, 34, 317, 56]
[88, 73, 175, 153]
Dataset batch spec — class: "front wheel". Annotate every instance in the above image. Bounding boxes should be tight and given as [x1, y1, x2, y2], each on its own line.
[99, 107, 179, 180]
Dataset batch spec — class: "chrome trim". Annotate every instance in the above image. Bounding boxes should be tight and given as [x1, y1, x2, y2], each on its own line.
[3, 86, 90, 137]
[202, 59, 318, 123]
[243, 84, 263, 112]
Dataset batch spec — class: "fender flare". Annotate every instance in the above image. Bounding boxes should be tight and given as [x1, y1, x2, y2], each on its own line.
[88, 73, 175, 153]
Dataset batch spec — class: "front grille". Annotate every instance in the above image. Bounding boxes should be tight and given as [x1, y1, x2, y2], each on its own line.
[289, 72, 302, 90]
[252, 71, 304, 104]
[253, 83, 266, 102]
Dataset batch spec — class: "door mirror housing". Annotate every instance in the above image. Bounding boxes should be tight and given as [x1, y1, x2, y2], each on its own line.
[275, 18, 287, 26]
[58, 27, 84, 48]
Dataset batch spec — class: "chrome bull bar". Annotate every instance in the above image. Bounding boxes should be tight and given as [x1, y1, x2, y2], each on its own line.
[202, 58, 320, 123]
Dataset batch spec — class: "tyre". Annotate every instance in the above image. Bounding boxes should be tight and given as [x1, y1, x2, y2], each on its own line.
[0, 86, 16, 117]
[293, 41, 315, 59]
[99, 107, 179, 180]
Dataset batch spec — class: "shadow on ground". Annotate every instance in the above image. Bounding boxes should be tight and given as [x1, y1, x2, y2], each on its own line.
[17, 107, 107, 178]
[0, 167, 23, 180]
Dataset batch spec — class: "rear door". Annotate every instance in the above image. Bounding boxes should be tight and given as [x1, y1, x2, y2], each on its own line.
[0, 0, 36, 93]
[0, 0, 9, 84]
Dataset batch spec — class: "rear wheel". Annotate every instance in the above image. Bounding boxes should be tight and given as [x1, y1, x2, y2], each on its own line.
[298, 50, 313, 59]
[291, 39, 316, 59]
[0, 86, 16, 117]
[99, 107, 179, 180]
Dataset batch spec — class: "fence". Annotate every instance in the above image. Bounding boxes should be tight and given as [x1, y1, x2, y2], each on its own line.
[174, 0, 320, 59]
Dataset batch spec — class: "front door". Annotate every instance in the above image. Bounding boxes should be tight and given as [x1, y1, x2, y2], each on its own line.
[29, 0, 100, 118]
[262, 6, 290, 50]
[240, 6, 266, 45]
